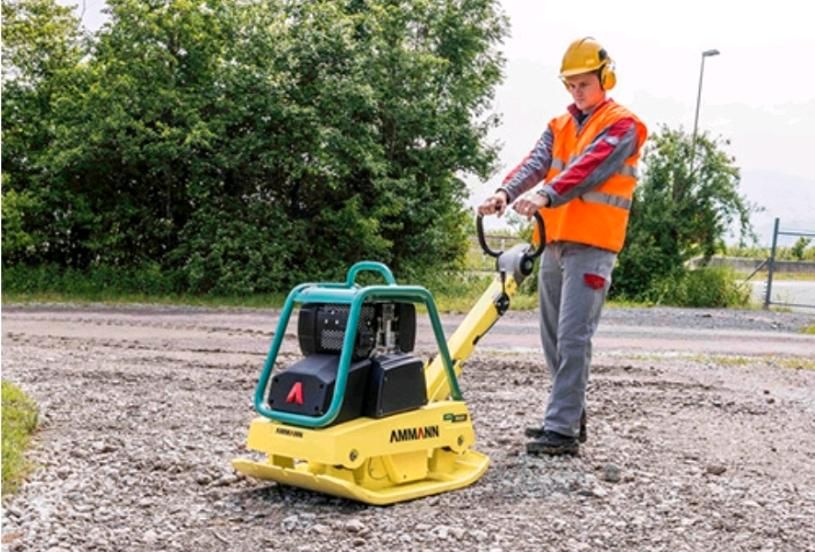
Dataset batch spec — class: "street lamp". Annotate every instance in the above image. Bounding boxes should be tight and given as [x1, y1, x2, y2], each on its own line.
[690, 48, 720, 171]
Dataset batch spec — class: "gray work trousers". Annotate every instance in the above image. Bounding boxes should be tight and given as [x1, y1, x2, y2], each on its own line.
[538, 241, 616, 437]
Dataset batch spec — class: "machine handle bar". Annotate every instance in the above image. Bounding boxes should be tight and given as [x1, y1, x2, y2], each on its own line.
[476, 211, 546, 259]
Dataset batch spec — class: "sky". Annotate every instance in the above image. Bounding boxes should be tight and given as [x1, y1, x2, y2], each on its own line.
[479, 0, 815, 244]
[66, 0, 815, 245]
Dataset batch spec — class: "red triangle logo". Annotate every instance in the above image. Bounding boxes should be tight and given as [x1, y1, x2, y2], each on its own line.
[286, 382, 304, 405]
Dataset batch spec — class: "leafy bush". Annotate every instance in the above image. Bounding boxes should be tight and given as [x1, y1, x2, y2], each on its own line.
[791, 237, 813, 261]
[613, 126, 757, 300]
[0, 188, 41, 263]
[643, 267, 750, 308]
[169, 203, 298, 295]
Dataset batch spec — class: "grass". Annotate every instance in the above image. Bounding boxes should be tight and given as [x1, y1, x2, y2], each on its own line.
[773, 357, 815, 370]
[803, 325, 815, 335]
[689, 354, 753, 367]
[445, 291, 540, 312]
[2, 272, 653, 314]
[433, 287, 539, 313]
[690, 354, 815, 371]
[614, 352, 815, 371]
[605, 298, 655, 308]
[3, 278, 538, 313]
[3, 269, 660, 314]
[1, 381, 39, 496]
[3, 275, 542, 313]
[5, 290, 653, 312]
[1, 255, 662, 314]
[3, 290, 288, 310]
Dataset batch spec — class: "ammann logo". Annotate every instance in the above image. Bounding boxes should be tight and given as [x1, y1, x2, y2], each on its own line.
[389, 425, 440, 443]
[275, 427, 304, 438]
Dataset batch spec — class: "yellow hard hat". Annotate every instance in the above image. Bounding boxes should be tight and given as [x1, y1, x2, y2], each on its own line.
[560, 37, 616, 90]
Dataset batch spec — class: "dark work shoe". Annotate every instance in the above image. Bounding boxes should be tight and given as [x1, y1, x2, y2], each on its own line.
[526, 430, 579, 456]
[578, 410, 587, 443]
[524, 425, 545, 439]
[525, 411, 587, 443]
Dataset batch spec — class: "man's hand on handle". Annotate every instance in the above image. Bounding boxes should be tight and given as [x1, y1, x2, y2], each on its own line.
[477, 190, 509, 217]
[512, 191, 550, 218]
[479, 189, 550, 219]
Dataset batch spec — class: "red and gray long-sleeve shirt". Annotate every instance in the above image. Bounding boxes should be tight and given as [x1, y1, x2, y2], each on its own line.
[499, 99, 639, 208]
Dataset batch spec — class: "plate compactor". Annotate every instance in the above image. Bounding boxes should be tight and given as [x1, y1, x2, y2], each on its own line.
[232, 214, 545, 505]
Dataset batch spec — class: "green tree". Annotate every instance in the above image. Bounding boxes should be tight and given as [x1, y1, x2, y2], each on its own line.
[613, 125, 757, 300]
[3, 0, 508, 293]
[790, 237, 812, 261]
[1, 0, 85, 264]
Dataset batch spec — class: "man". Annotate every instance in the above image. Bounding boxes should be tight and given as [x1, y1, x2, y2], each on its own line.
[478, 37, 647, 456]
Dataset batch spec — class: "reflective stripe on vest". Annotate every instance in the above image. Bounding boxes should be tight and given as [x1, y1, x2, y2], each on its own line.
[618, 164, 638, 177]
[581, 191, 632, 210]
[550, 158, 637, 178]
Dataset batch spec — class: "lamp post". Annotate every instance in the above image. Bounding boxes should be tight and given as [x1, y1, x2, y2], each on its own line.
[690, 48, 720, 171]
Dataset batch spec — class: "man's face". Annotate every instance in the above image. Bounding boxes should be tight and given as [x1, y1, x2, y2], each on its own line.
[564, 72, 605, 113]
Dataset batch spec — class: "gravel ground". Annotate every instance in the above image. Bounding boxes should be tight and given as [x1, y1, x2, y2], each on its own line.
[2, 304, 815, 551]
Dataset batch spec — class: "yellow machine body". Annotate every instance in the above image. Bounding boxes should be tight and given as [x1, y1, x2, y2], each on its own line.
[233, 401, 485, 505]
[233, 274, 522, 505]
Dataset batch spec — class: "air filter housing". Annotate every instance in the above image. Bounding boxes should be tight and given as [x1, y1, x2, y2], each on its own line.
[297, 302, 416, 360]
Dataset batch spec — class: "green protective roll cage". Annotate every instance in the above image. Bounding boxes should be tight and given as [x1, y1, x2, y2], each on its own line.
[253, 261, 462, 428]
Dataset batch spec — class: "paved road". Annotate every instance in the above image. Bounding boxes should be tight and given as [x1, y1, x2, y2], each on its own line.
[420, 306, 815, 357]
[3, 304, 813, 361]
[750, 280, 815, 310]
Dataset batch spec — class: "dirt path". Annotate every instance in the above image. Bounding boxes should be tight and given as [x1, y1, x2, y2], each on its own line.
[2, 304, 814, 551]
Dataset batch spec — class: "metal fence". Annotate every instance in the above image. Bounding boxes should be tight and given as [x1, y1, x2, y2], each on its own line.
[762, 217, 815, 309]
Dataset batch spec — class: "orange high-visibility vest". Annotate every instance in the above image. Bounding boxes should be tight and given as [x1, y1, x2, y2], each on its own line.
[535, 101, 647, 253]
